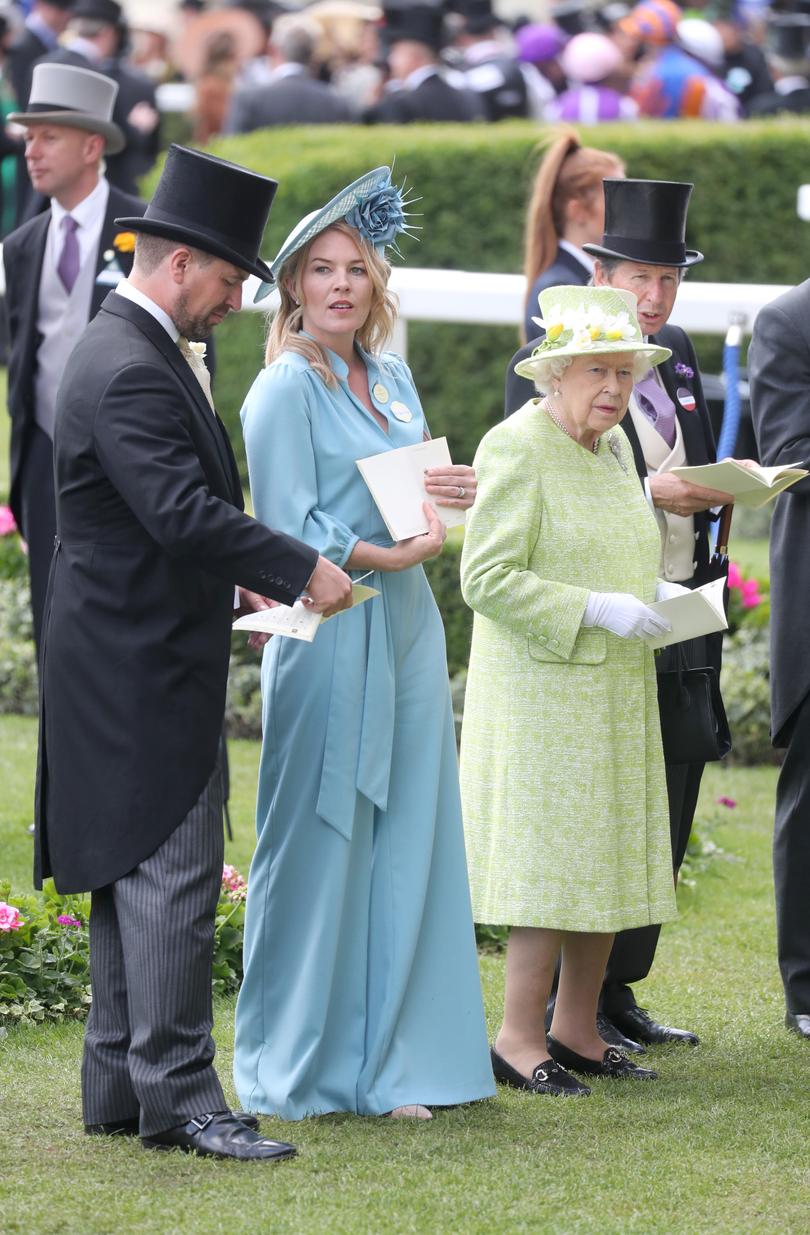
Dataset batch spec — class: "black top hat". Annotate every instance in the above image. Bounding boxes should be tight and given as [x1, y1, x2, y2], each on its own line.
[382, 1, 446, 49]
[769, 15, 810, 62]
[116, 145, 278, 286]
[583, 178, 704, 268]
[447, 0, 495, 36]
[72, 0, 124, 24]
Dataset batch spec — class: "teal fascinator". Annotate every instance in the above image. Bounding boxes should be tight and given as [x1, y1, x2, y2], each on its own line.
[259, 166, 418, 300]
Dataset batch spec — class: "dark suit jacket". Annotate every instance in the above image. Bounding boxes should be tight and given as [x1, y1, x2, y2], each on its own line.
[36, 293, 318, 893]
[505, 323, 717, 583]
[3, 182, 145, 530]
[365, 72, 483, 123]
[749, 279, 810, 742]
[8, 25, 48, 106]
[38, 48, 161, 195]
[748, 85, 810, 117]
[226, 71, 353, 132]
[523, 245, 590, 343]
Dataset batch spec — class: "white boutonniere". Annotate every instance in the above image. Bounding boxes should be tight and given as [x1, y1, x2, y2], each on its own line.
[188, 341, 207, 360]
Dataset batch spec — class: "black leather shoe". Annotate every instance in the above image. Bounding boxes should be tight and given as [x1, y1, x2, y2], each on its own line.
[142, 1111, 296, 1161]
[234, 1111, 260, 1131]
[490, 1046, 590, 1097]
[596, 1012, 646, 1054]
[547, 1036, 658, 1080]
[608, 1003, 699, 1046]
[785, 1011, 810, 1038]
[85, 1116, 140, 1137]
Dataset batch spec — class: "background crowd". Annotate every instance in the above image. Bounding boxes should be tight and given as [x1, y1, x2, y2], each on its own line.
[1, 0, 810, 236]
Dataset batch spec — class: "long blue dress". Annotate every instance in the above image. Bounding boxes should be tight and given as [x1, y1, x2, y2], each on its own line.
[233, 341, 494, 1119]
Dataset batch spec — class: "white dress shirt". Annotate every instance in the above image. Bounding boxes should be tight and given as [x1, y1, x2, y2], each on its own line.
[49, 176, 109, 274]
[114, 277, 179, 342]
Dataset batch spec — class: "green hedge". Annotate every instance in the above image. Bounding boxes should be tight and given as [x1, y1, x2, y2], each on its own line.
[154, 120, 810, 478]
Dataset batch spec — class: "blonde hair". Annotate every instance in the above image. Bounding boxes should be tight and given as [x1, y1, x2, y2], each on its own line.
[264, 220, 398, 384]
[523, 130, 624, 326]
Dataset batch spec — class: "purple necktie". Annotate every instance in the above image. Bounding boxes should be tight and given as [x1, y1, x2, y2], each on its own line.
[634, 368, 677, 449]
[57, 215, 80, 294]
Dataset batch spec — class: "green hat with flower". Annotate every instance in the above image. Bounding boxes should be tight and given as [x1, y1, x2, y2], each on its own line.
[514, 285, 671, 381]
[263, 165, 418, 296]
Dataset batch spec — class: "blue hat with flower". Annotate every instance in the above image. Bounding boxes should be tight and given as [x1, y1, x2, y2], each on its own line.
[261, 166, 417, 297]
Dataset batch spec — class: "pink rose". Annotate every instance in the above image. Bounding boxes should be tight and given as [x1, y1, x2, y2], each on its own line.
[742, 594, 760, 609]
[717, 796, 737, 809]
[0, 505, 17, 537]
[727, 562, 742, 589]
[57, 914, 82, 928]
[0, 901, 23, 931]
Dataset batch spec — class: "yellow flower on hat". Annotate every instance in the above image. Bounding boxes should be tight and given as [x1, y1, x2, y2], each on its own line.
[114, 231, 136, 253]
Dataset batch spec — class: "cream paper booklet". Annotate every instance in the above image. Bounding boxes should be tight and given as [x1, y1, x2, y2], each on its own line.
[232, 582, 379, 643]
[356, 437, 467, 541]
[643, 577, 728, 651]
[671, 459, 808, 508]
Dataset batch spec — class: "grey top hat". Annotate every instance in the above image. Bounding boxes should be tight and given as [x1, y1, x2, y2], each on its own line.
[9, 63, 125, 154]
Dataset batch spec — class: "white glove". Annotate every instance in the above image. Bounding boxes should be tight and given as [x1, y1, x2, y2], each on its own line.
[655, 580, 692, 602]
[582, 591, 672, 640]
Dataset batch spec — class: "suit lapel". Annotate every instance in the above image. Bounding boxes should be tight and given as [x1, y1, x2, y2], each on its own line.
[101, 293, 241, 504]
[18, 213, 50, 374]
[655, 346, 710, 467]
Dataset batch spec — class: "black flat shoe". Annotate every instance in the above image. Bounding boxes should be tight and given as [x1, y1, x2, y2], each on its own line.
[490, 1046, 590, 1097]
[785, 1011, 810, 1039]
[142, 1111, 296, 1161]
[547, 1036, 658, 1080]
[596, 1011, 646, 1054]
[608, 1003, 699, 1047]
[85, 1116, 140, 1137]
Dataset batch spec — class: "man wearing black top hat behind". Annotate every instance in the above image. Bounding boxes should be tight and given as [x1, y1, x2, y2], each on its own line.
[37, 144, 352, 1160]
[36, 0, 161, 197]
[747, 14, 810, 116]
[365, 0, 483, 123]
[447, 0, 533, 120]
[506, 178, 736, 1050]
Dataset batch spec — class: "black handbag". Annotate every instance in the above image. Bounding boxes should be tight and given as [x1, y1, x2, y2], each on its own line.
[656, 644, 732, 765]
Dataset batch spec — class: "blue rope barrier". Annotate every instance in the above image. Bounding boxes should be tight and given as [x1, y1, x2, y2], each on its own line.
[712, 321, 744, 548]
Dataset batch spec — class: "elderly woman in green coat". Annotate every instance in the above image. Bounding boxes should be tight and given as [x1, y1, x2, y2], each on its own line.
[460, 285, 680, 1096]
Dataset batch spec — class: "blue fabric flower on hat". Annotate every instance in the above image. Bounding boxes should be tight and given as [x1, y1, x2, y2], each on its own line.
[346, 182, 406, 252]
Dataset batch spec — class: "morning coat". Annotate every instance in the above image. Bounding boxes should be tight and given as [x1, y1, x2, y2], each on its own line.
[35, 293, 318, 893]
[748, 280, 810, 743]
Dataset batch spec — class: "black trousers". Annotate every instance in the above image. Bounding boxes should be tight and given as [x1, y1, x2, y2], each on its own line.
[18, 424, 56, 658]
[603, 630, 711, 1000]
[773, 692, 810, 1014]
[81, 762, 227, 1137]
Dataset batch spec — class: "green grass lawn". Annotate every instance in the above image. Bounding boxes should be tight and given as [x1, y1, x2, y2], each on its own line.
[0, 714, 807, 1235]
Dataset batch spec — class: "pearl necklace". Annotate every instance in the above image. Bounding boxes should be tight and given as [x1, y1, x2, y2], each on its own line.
[542, 400, 600, 454]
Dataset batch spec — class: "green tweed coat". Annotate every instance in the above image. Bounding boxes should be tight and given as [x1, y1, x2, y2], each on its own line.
[459, 401, 678, 932]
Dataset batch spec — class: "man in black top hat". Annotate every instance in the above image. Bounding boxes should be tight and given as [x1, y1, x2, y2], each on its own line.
[365, 0, 483, 122]
[447, 0, 534, 120]
[506, 178, 737, 1051]
[37, 144, 352, 1160]
[748, 14, 810, 115]
[36, 0, 161, 197]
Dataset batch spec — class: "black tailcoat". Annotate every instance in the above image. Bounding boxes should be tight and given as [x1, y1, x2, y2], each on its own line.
[4, 183, 145, 530]
[505, 322, 717, 583]
[35, 294, 317, 893]
[748, 279, 810, 742]
[365, 72, 483, 122]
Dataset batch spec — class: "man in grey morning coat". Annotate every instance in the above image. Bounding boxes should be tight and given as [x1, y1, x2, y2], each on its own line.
[749, 283, 810, 1041]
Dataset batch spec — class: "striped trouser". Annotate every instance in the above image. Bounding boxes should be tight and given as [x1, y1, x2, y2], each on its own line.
[81, 762, 227, 1137]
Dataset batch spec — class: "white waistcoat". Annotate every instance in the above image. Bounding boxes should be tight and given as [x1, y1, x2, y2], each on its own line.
[627, 393, 698, 583]
[34, 244, 97, 439]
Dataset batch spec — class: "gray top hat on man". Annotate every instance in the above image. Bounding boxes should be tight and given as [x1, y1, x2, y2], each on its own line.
[10, 63, 125, 154]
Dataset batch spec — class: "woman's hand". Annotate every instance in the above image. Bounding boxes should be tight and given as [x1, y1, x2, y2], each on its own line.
[582, 590, 672, 640]
[389, 503, 447, 570]
[424, 463, 477, 511]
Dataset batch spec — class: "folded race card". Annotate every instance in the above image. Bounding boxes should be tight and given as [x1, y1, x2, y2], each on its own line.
[642, 577, 728, 651]
[356, 437, 467, 541]
[232, 583, 379, 643]
[671, 459, 808, 508]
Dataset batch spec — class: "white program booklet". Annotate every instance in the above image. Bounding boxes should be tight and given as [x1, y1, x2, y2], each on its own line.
[643, 577, 728, 651]
[232, 583, 379, 643]
[356, 437, 467, 541]
[671, 459, 808, 508]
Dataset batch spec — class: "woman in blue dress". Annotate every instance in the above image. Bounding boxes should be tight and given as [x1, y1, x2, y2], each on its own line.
[233, 168, 494, 1120]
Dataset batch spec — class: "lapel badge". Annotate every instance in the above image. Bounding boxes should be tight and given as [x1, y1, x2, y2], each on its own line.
[372, 382, 389, 404]
[676, 387, 696, 412]
[391, 400, 413, 423]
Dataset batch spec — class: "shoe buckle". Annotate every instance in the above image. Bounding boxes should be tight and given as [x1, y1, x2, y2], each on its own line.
[606, 1049, 625, 1064]
[534, 1067, 548, 1082]
[188, 1113, 215, 1133]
